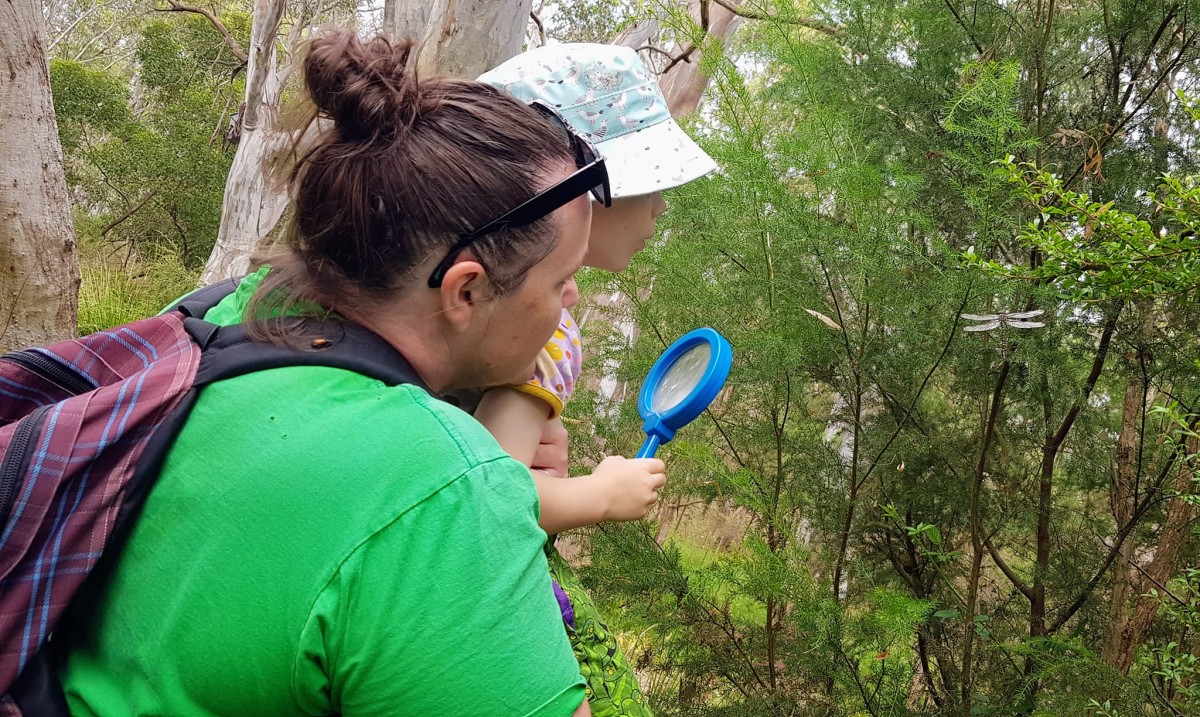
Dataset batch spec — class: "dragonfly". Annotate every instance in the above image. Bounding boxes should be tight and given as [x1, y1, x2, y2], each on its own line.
[961, 309, 1046, 332]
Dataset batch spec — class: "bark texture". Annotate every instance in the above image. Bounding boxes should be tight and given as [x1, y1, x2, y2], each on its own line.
[199, 0, 286, 285]
[0, 0, 80, 352]
[1103, 361, 1197, 673]
[414, 0, 534, 78]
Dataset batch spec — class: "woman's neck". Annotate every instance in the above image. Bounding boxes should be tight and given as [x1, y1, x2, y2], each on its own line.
[339, 300, 458, 394]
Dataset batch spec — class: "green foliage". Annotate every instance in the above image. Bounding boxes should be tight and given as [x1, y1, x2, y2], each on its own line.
[569, 0, 1200, 714]
[50, 12, 243, 270]
[76, 244, 199, 335]
[966, 155, 1200, 301]
[49, 59, 131, 151]
[136, 16, 248, 94]
[539, 0, 639, 43]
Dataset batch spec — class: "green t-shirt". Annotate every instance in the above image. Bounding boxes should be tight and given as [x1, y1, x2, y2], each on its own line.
[62, 273, 585, 716]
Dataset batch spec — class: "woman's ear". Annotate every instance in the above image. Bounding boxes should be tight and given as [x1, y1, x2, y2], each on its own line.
[438, 259, 492, 330]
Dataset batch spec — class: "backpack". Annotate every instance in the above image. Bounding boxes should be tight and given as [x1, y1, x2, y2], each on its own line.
[0, 278, 421, 715]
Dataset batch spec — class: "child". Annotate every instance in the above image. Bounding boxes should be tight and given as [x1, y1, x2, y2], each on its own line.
[476, 44, 718, 717]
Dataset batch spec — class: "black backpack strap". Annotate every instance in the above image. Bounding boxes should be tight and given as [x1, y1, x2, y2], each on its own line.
[165, 276, 243, 318]
[10, 282, 431, 717]
[184, 318, 426, 390]
[167, 276, 426, 390]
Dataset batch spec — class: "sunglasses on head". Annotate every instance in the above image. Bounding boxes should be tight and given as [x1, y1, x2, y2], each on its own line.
[426, 101, 611, 288]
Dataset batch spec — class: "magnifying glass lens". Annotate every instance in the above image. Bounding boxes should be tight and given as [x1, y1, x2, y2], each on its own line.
[651, 343, 712, 412]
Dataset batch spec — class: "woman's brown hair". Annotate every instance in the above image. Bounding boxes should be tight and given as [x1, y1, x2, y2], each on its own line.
[247, 29, 574, 332]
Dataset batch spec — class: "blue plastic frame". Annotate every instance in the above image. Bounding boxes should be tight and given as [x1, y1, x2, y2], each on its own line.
[635, 328, 733, 458]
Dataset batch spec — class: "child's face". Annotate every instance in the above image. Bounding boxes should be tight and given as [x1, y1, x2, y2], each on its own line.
[583, 192, 668, 271]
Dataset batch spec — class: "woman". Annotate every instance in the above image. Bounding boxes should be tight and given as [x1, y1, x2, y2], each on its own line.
[61, 30, 602, 717]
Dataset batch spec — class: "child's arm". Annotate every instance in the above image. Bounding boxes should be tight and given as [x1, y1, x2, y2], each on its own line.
[474, 387, 666, 535]
[473, 386, 550, 467]
[533, 457, 666, 535]
[473, 309, 667, 534]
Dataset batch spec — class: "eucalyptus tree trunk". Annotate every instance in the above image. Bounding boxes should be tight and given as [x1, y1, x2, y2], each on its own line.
[201, 0, 535, 284]
[199, 0, 287, 285]
[0, 0, 79, 352]
[410, 0, 534, 78]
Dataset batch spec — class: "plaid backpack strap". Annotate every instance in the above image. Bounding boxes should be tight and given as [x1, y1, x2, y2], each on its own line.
[3, 289, 423, 717]
[0, 308, 207, 714]
[0, 281, 245, 715]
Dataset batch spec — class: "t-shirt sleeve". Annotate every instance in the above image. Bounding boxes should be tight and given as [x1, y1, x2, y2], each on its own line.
[291, 458, 586, 717]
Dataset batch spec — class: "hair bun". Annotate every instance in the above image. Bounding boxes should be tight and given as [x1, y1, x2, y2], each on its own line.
[303, 30, 422, 142]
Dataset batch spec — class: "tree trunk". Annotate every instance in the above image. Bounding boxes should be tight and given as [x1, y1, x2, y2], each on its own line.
[1103, 372, 1145, 668]
[201, 0, 538, 284]
[0, 0, 80, 353]
[199, 0, 286, 285]
[413, 0, 534, 78]
[1104, 431, 1198, 673]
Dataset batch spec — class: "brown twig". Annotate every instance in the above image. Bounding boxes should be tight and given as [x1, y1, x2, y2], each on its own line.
[156, 1, 249, 64]
[636, 44, 676, 60]
[710, 0, 842, 37]
[529, 10, 546, 45]
[100, 191, 159, 236]
[661, 44, 699, 73]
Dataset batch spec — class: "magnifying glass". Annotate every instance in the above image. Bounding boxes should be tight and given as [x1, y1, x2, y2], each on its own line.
[635, 328, 733, 458]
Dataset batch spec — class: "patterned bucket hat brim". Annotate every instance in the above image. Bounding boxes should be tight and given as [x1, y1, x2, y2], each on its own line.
[479, 43, 718, 199]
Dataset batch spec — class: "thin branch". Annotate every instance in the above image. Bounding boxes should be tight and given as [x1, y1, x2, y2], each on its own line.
[99, 49, 138, 72]
[70, 14, 124, 63]
[662, 44, 699, 73]
[529, 10, 546, 45]
[48, 2, 101, 52]
[636, 44, 676, 60]
[1063, 23, 1190, 189]
[100, 191, 160, 236]
[156, 1, 249, 64]
[210, 92, 236, 146]
[1050, 302, 1122, 449]
[857, 283, 974, 490]
[704, 407, 748, 469]
[985, 536, 1033, 600]
[1123, 552, 1191, 610]
[942, 0, 986, 54]
[710, 0, 842, 37]
[1050, 412, 1200, 632]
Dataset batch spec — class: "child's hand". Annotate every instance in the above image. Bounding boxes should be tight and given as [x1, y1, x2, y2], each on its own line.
[591, 456, 667, 522]
[532, 417, 569, 477]
[507, 309, 582, 418]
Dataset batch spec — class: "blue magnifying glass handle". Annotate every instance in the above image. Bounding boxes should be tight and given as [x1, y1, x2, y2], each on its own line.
[636, 434, 661, 459]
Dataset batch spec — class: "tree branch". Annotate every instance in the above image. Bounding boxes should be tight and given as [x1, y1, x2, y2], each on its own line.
[100, 191, 160, 236]
[662, 44, 699, 73]
[710, 0, 841, 37]
[156, 1, 249, 64]
[1050, 411, 1200, 632]
[985, 536, 1033, 600]
[529, 10, 546, 45]
[857, 285, 972, 489]
[942, 0, 986, 55]
[636, 44, 677, 60]
[1050, 302, 1122, 449]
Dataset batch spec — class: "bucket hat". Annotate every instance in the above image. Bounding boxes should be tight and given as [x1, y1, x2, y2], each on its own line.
[479, 43, 718, 198]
